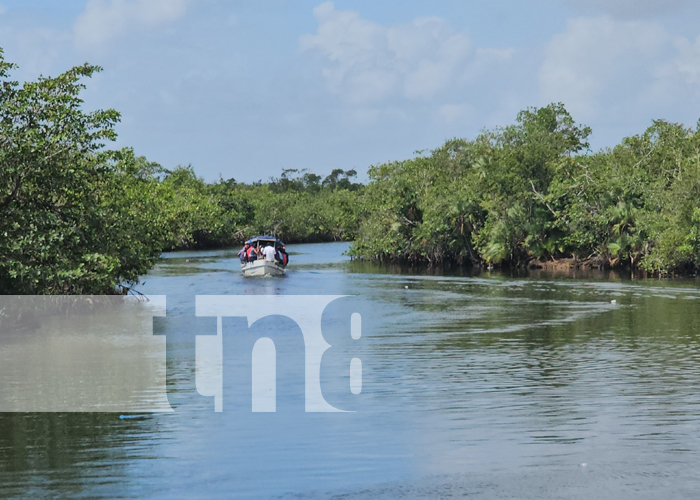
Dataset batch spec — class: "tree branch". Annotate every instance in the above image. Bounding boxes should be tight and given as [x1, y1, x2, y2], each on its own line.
[529, 180, 557, 217]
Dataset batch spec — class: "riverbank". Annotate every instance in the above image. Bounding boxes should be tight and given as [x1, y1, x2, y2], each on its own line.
[349, 104, 700, 276]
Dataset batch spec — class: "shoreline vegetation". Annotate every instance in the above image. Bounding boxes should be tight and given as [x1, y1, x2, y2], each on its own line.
[349, 104, 700, 279]
[0, 52, 362, 294]
[2, 55, 700, 294]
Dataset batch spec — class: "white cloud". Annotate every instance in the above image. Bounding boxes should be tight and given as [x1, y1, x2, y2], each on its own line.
[565, 0, 695, 19]
[539, 17, 669, 118]
[647, 35, 700, 105]
[300, 2, 512, 104]
[669, 36, 700, 86]
[3, 27, 72, 78]
[73, 0, 191, 48]
[437, 103, 473, 123]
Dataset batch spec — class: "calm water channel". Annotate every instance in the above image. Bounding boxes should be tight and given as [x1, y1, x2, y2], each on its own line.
[3, 241, 700, 498]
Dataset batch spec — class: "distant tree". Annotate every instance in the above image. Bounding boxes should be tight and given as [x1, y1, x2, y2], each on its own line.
[322, 168, 360, 190]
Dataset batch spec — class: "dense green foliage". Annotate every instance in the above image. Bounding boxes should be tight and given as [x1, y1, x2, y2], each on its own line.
[0, 51, 362, 294]
[158, 166, 363, 250]
[0, 50, 171, 294]
[351, 104, 700, 274]
[5, 47, 700, 295]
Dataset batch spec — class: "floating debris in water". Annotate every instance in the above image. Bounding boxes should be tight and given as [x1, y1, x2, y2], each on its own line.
[611, 300, 617, 305]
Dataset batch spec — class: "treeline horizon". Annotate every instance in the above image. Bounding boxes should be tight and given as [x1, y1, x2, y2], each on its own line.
[3, 52, 700, 294]
[157, 165, 364, 251]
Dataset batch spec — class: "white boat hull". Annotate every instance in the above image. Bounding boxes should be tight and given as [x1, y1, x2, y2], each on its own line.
[241, 260, 285, 277]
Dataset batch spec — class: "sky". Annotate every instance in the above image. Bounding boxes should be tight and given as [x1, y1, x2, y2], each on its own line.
[2, 0, 700, 182]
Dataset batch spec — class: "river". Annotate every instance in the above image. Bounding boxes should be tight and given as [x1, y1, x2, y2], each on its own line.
[2, 241, 700, 498]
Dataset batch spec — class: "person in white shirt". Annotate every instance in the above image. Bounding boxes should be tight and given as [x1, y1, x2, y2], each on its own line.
[262, 244, 277, 262]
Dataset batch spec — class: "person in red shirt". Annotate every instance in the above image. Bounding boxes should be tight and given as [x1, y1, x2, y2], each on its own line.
[247, 244, 260, 262]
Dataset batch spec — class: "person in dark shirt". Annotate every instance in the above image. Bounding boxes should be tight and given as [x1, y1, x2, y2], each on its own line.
[278, 245, 289, 267]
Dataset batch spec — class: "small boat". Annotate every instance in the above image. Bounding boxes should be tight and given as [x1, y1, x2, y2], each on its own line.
[241, 259, 285, 277]
[241, 236, 287, 277]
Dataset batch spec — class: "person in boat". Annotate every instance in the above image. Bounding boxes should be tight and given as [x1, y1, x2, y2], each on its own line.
[277, 245, 289, 267]
[246, 243, 260, 262]
[274, 245, 283, 265]
[238, 243, 250, 264]
[262, 243, 277, 262]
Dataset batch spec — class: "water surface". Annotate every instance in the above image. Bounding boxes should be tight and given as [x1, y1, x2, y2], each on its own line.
[2, 242, 700, 498]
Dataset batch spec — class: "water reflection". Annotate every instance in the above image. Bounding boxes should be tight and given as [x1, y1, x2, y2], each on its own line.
[3, 242, 700, 498]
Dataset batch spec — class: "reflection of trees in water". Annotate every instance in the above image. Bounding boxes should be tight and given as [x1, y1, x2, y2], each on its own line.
[376, 277, 700, 443]
[0, 413, 156, 498]
[347, 254, 639, 281]
[369, 275, 700, 407]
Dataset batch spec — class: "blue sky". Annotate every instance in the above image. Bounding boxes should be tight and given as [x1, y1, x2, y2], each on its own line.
[2, 0, 700, 182]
